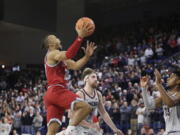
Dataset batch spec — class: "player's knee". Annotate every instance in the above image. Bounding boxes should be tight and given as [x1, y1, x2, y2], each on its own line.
[47, 122, 60, 135]
[74, 101, 92, 112]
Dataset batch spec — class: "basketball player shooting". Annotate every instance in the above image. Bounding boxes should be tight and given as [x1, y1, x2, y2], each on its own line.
[140, 69, 180, 135]
[43, 21, 97, 135]
[57, 68, 124, 135]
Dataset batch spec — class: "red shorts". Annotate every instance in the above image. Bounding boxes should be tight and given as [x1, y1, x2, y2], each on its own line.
[44, 85, 79, 126]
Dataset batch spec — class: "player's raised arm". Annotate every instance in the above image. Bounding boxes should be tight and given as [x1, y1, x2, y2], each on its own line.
[140, 76, 163, 109]
[53, 23, 94, 62]
[65, 41, 97, 70]
[97, 91, 124, 135]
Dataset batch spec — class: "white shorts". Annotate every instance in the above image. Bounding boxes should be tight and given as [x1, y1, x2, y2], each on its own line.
[56, 130, 65, 135]
[56, 126, 102, 135]
[164, 131, 180, 135]
[75, 126, 102, 135]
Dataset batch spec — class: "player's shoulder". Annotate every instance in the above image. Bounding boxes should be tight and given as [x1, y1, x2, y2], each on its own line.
[96, 90, 102, 98]
[47, 50, 59, 57]
[51, 50, 61, 54]
[76, 89, 85, 98]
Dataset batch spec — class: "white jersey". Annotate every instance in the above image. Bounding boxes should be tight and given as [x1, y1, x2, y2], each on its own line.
[73, 89, 102, 135]
[79, 89, 100, 123]
[57, 89, 102, 135]
[163, 105, 180, 134]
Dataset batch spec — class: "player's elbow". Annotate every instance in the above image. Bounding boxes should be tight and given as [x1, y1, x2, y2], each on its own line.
[54, 51, 68, 61]
[65, 51, 77, 60]
[71, 64, 81, 70]
[100, 110, 107, 117]
[164, 98, 177, 107]
[72, 67, 81, 70]
[166, 101, 176, 108]
[167, 104, 174, 108]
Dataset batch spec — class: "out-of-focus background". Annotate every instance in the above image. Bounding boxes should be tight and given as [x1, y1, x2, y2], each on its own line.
[0, 0, 180, 135]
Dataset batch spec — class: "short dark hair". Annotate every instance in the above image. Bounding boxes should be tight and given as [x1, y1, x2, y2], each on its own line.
[82, 68, 95, 79]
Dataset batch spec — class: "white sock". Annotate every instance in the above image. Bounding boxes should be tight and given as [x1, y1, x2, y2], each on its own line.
[65, 125, 76, 134]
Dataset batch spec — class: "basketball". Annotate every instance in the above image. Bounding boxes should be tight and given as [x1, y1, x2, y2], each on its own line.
[75, 17, 95, 36]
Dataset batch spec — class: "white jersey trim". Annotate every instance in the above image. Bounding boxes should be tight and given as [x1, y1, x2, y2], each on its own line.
[45, 61, 60, 67]
[45, 52, 60, 67]
[47, 118, 62, 127]
[47, 84, 66, 89]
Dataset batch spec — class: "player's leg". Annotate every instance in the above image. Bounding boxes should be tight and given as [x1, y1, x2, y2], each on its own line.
[70, 100, 92, 126]
[47, 87, 92, 134]
[54, 89, 92, 134]
[45, 105, 64, 135]
[76, 125, 103, 135]
[45, 105, 65, 135]
[53, 88, 92, 126]
[46, 122, 60, 135]
[44, 91, 65, 135]
[61, 90, 92, 126]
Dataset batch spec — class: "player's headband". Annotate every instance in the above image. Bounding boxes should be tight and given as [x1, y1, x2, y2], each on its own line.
[83, 72, 97, 82]
[83, 75, 89, 82]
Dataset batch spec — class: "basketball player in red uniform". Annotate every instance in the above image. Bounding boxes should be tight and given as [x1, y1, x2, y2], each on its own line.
[43, 22, 96, 135]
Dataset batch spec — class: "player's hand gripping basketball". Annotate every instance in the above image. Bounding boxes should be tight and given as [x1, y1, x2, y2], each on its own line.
[140, 76, 149, 88]
[76, 22, 94, 38]
[154, 69, 162, 85]
[82, 41, 97, 57]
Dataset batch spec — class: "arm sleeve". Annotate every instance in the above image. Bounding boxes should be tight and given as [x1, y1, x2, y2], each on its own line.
[141, 87, 155, 110]
[65, 37, 83, 59]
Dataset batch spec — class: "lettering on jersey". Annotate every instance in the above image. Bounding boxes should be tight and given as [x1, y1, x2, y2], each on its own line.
[80, 89, 99, 123]
[85, 96, 99, 109]
[89, 101, 99, 107]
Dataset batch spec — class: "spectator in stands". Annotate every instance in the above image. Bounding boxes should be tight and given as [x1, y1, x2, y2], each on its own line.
[136, 101, 145, 135]
[0, 17, 180, 134]
[21, 110, 35, 135]
[141, 125, 154, 135]
[0, 117, 12, 135]
[155, 44, 164, 59]
[33, 111, 43, 133]
[12, 111, 22, 134]
[120, 101, 131, 134]
[12, 129, 19, 135]
[144, 47, 154, 63]
[130, 99, 138, 135]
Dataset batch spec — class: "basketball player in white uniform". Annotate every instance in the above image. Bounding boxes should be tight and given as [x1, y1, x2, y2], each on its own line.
[57, 68, 124, 135]
[140, 69, 180, 135]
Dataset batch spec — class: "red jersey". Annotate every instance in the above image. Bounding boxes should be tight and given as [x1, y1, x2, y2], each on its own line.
[45, 55, 68, 87]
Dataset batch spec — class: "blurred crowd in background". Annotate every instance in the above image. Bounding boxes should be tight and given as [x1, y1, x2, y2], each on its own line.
[0, 16, 180, 135]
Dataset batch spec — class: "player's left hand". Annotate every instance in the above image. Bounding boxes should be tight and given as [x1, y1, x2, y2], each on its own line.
[140, 76, 149, 88]
[154, 69, 162, 84]
[82, 41, 97, 57]
[114, 129, 124, 135]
